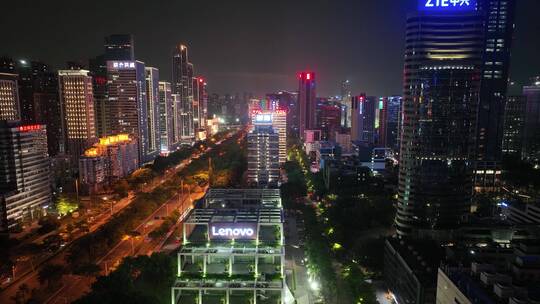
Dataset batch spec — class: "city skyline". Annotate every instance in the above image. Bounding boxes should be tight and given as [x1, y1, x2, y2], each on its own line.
[2, 0, 540, 97]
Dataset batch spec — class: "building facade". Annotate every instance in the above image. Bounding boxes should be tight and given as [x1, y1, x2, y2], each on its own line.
[0, 72, 20, 121]
[0, 122, 51, 232]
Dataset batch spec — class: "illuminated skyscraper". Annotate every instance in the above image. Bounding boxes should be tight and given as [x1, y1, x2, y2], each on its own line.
[58, 69, 96, 161]
[172, 44, 195, 142]
[158, 81, 174, 153]
[145, 67, 160, 158]
[298, 72, 316, 140]
[106, 60, 149, 164]
[0, 72, 20, 121]
[396, 2, 483, 236]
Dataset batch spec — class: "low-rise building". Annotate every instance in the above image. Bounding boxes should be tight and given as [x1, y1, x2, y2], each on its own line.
[79, 134, 138, 193]
[171, 189, 287, 304]
[437, 241, 540, 304]
[384, 237, 443, 304]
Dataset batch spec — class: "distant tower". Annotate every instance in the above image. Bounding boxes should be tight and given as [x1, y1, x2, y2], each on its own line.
[158, 81, 174, 153]
[298, 72, 316, 141]
[522, 77, 540, 162]
[172, 44, 195, 142]
[104, 34, 135, 61]
[145, 67, 161, 158]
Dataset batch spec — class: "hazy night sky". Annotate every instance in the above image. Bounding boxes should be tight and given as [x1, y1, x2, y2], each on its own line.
[2, 0, 540, 97]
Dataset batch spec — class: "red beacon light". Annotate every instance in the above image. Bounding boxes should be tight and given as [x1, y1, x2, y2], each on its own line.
[306, 73, 311, 80]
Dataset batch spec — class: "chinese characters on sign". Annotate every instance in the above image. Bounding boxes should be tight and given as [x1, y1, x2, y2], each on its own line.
[419, 0, 475, 11]
[112, 61, 136, 69]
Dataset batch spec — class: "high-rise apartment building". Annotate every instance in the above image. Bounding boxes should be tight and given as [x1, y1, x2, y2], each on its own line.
[0, 121, 51, 232]
[0, 72, 20, 121]
[298, 72, 316, 141]
[104, 34, 135, 61]
[158, 81, 174, 154]
[396, 2, 483, 236]
[58, 69, 96, 161]
[475, 0, 516, 162]
[106, 60, 149, 164]
[145, 67, 160, 158]
[502, 95, 526, 156]
[522, 77, 540, 163]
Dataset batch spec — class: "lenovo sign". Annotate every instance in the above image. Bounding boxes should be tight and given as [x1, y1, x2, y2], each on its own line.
[209, 223, 257, 240]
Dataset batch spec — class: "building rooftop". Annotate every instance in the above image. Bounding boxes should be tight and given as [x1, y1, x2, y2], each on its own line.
[386, 237, 444, 284]
[185, 208, 283, 225]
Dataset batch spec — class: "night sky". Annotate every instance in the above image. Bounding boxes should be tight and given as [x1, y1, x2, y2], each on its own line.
[2, 0, 540, 97]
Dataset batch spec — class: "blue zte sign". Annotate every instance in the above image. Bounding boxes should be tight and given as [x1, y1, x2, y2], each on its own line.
[419, 0, 476, 11]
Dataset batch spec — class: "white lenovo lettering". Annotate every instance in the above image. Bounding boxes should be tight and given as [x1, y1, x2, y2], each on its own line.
[211, 226, 255, 238]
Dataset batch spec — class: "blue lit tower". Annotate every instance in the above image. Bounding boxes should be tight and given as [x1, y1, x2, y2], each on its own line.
[396, 1, 484, 236]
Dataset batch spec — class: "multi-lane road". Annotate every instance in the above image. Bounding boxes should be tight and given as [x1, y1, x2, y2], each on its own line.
[0, 131, 238, 303]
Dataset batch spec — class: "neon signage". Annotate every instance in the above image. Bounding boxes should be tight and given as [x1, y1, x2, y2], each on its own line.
[419, 0, 475, 11]
[109, 61, 136, 69]
[255, 114, 272, 123]
[209, 223, 257, 240]
[18, 125, 41, 132]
